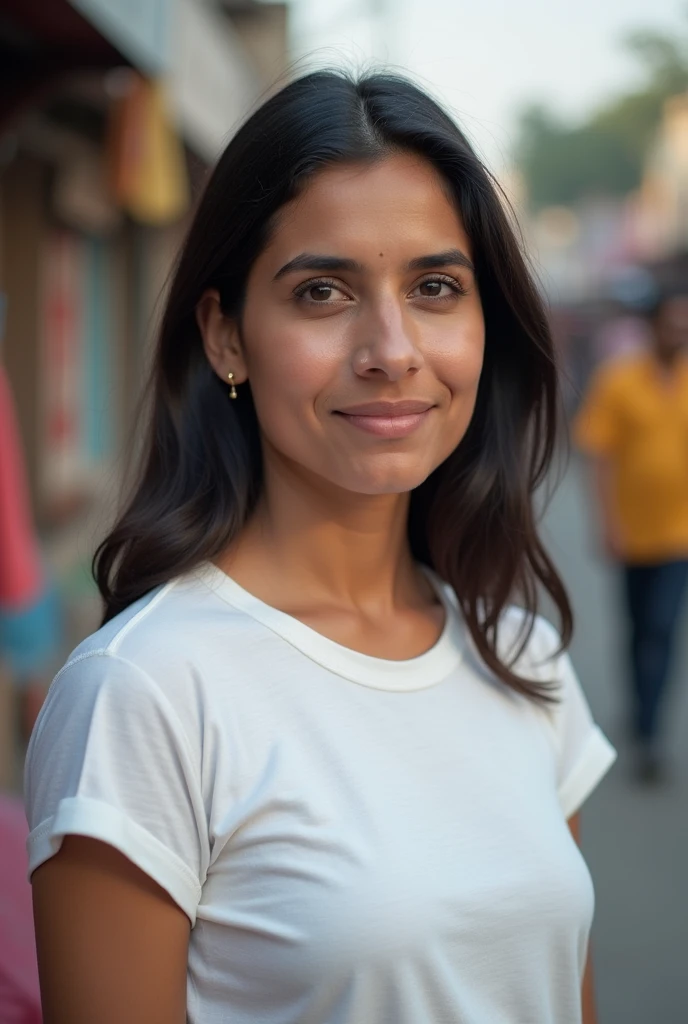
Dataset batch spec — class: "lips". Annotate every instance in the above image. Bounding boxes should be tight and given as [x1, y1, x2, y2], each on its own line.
[334, 400, 434, 417]
[333, 400, 435, 439]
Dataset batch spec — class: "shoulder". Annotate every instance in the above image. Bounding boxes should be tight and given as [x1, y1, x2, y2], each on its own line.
[496, 605, 561, 656]
[45, 568, 265, 722]
[73, 567, 259, 661]
[493, 606, 569, 691]
[435, 585, 566, 690]
[453, 602, 563, 675]
[494, 606, 598, 740]
[422, 587, 616, 813]
[453, 597, 578, 710]
[28, 570, 261, 797]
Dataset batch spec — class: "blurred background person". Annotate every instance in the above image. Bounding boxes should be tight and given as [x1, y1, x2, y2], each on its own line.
[573, 290, 688, 782]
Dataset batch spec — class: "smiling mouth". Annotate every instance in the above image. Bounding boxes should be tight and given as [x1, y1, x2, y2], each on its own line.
[333, 401, 435, 439]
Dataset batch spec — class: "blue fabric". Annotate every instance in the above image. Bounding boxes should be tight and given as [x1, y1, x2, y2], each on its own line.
[623, 560, 688, 742]
[0, 582, 61, 680]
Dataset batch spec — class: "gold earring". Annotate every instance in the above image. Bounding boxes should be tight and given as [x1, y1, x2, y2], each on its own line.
[228, 372, 237, 400]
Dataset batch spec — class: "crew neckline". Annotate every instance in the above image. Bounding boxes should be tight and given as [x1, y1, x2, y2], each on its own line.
[195, 562, 465, 691]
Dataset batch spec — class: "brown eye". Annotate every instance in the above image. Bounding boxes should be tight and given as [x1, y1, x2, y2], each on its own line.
[411, 276, 464, 300]
[293, 279, 350, 304]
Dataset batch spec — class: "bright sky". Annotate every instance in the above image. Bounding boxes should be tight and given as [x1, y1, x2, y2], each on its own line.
[289, 0, 686, 171]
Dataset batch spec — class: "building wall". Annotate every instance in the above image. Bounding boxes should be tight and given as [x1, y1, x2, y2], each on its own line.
[0, 0, 291, 657]
[230, 3, 289, 93]
[631, 94, 688, 260]
[0, 156, 46, 505]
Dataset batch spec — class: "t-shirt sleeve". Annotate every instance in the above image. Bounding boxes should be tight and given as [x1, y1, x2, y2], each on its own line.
[518, 616, 617, 819]
[572, 364, 623, 457]
[550, 649, 617, 819]
[523, 616, 617, 820]
[24, 651, 208, 924]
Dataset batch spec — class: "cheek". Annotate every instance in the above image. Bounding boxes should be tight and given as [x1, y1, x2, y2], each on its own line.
[242, 319, 341, 434]
[436, 316, 485, 397]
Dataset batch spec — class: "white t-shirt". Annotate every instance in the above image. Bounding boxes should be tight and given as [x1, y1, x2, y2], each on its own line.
[25, 564, 615, 1024]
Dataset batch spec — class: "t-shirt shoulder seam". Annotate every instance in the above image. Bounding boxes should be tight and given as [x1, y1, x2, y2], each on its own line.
[107, 579, 181, 653]
[50, 648, 117, 689]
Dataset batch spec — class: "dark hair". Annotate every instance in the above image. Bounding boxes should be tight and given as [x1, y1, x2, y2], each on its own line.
[95, 68, 572, 701]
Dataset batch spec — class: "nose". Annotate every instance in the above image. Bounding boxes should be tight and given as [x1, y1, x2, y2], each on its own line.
[352, 296, 424, 381]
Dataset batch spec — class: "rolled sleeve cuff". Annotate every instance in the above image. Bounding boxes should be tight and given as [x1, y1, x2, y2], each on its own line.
[26, 796, 202, 924]
[558, 726, 617, 820]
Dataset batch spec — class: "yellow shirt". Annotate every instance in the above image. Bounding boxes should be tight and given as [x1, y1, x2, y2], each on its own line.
[573, 352, 688, 563]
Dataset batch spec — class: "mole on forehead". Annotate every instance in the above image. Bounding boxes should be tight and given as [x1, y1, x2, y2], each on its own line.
[379, 252, 384, 257]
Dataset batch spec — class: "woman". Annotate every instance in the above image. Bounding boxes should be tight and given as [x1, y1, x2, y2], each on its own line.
[25, 70, 616, 1024]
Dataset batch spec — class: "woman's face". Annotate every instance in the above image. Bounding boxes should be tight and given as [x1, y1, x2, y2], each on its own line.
[205, 152, 485, 496]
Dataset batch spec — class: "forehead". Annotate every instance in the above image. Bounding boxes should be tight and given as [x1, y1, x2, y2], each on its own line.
[265, 153, 472, 263]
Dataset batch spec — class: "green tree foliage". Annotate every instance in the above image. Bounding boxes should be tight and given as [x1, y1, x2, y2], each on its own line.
[516, 19, 688, 209]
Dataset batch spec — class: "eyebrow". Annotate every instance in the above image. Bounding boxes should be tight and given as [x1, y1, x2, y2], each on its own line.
[273, 248, 475, 280]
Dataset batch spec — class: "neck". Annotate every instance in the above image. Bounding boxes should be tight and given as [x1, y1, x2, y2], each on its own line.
[227, 448, 418, 610]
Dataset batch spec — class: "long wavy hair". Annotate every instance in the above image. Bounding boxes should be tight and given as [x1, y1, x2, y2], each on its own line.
[95, 69, 572, 700]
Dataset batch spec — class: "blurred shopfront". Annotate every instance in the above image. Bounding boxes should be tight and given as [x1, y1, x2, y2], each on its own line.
[0, 0, 287, 655]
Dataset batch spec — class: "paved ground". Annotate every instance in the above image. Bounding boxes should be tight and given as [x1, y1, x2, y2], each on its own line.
[542, 455, 688, 1024]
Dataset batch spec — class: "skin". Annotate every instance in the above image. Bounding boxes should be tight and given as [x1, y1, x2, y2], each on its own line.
[32, 153, 596, 1022]
[32, 836, 190, 1024]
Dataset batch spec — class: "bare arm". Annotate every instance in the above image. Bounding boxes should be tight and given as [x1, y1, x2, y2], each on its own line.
[32, 836, 190, 1024]
[568, 813, 598, 1024]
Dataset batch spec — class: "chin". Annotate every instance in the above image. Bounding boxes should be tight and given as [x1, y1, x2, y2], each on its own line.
[336, 462, 438, 497]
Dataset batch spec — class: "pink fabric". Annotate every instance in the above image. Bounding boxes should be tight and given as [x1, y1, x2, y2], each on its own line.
[0, 368, 43, 609]
[0, 796, 41, 1023]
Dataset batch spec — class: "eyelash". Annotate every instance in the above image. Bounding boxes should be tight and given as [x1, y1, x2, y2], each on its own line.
[292, 277, 346, 302]
[292, 274, 468, 303]
[416, 274, 468, 298]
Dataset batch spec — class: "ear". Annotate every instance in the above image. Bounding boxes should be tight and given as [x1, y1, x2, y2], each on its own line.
[196, 289, 248, 384]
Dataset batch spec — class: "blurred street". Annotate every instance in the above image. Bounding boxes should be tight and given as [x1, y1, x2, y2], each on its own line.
[543, 454, 688, 1024]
